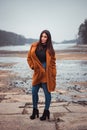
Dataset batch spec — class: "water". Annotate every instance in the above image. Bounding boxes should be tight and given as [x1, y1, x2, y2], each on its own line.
[0, 44, 29, 51]
[0, 43, 76, 51]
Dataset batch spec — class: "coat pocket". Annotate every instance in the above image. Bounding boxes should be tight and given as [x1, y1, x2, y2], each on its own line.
[48, 65, 56, 77]
[48, 65, 56, 86]
[33, 67, 44, 81]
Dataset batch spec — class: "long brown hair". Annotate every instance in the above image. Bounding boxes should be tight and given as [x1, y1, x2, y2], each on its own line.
[37, 30, 55, 56]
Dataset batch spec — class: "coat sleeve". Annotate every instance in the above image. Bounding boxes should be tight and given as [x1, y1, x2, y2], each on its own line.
[27, 45, 34, 70]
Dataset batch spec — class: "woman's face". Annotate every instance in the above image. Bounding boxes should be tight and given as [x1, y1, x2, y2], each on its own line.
[41, 33, 48, 44]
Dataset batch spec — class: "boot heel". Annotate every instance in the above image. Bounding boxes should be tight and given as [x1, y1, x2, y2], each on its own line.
[37, 113, 39, 118]
[40, 109, 50, 121]
[30, 108, 39, 120]
[47, 114, 50, 119]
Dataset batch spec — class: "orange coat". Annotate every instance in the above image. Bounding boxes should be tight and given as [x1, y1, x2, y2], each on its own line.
[27, 42, 56, 92]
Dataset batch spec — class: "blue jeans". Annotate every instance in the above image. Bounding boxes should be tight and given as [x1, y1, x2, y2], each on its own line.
[32, 62, 51, 110]
[32, 83, 51, 110]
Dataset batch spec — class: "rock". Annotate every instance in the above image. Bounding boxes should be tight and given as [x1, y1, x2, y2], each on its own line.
[22, 108, 28, 114]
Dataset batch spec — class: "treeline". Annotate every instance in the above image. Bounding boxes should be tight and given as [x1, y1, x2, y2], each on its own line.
[0, 30, 26, 46]
[62, 19, 87, 45]
[77, 19, 87, 44]
[0, 30, 37, 46]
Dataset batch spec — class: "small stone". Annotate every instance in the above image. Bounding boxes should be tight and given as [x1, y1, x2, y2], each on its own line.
[57, 118, 64, 122]
[22, 108, 28, 114]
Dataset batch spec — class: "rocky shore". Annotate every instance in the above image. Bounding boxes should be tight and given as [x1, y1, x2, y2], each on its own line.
[0, 44, 87, 130]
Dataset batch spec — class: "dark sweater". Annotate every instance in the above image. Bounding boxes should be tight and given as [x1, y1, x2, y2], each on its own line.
[35, 43, 47, 63]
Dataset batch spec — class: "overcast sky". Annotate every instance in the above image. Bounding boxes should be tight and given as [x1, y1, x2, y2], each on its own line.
[0, 0, 87, 42]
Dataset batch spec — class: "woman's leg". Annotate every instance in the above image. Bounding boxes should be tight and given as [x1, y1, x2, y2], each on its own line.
[30, 84, 40, 119]
[32, 84, 40, 109]
[40, 83, 51, 120]
[41, 83, 51, 110]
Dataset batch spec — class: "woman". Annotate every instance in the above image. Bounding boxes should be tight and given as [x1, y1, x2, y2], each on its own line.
[27, 30, 56, 121]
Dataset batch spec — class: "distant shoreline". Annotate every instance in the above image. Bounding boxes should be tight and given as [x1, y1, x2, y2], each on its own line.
[0, 44, 87, 60]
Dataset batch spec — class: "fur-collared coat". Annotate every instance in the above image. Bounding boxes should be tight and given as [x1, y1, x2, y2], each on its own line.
[27, 42, 56, 92]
